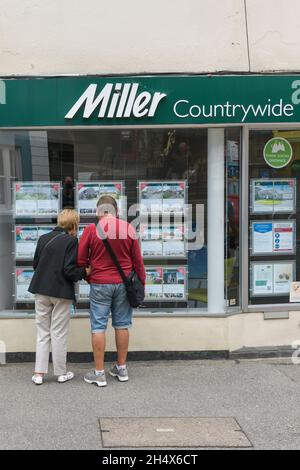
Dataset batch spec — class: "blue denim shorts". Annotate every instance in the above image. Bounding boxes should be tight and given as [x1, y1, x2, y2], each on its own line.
[89, 283, 133, 333]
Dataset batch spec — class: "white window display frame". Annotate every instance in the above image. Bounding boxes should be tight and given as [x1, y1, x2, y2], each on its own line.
[250, 178, 296, 215]
[14, 267, 35, 303]
[75, 181, 126, 219]
[250, 219, 296, 256]
[13, 181, 61, 219]
[250, 260, 296, 298]
[139, 221, 187, 260]
[138, 180, 188, 217]
[14, 224, 55, 260]
[145, 265, 188, 302]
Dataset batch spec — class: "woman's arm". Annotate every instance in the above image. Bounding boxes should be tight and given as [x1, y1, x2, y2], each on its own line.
[64, 238, 87, 282]
[32, 238, 42, 270]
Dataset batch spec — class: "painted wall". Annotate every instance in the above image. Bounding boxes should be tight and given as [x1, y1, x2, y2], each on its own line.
[2, 313, 300, 353]
[0, 0, 299, 76]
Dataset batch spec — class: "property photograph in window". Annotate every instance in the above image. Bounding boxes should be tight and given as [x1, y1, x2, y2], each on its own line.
[76, 181, 124, 217]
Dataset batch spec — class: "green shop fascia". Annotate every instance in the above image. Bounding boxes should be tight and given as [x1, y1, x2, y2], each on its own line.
[0, 74, 300, 127]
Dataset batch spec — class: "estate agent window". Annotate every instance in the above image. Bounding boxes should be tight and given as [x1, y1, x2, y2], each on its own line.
[0, 127, 240, 315]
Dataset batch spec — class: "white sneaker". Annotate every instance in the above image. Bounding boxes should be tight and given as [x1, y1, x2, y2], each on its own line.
[57, 371, 74, 383]
[32, 375, 43, 385]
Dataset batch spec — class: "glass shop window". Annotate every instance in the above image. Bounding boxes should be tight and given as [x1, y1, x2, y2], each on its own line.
[0, 129, 209, 313]
[249, 130, 300, 305]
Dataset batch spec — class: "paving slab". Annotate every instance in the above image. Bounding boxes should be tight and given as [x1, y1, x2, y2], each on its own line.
[100, 417, 251, 448]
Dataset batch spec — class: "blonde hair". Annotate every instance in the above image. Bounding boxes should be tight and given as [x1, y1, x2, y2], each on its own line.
[57, 209, 80, 232]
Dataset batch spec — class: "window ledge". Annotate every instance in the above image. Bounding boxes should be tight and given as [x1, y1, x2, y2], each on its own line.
[0, 309, 243, 319]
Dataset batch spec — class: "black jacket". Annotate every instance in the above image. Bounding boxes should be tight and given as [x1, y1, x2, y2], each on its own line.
[29, 226, 86, 301]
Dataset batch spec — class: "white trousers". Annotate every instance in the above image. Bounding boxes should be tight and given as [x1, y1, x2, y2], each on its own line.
[35, 294, 72, 376]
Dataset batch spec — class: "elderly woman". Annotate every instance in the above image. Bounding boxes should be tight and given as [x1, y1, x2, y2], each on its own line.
[29, 209, 90, 385]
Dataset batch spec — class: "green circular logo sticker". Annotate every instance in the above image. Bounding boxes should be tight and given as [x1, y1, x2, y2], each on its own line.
[263, 137, 293, 169]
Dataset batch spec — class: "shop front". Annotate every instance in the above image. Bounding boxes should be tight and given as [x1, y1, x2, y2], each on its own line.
[1, 74, 300, 358]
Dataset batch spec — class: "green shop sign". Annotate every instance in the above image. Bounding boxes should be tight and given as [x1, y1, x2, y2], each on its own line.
[1, 75, 300, 127]
[263, 137, 293, 168]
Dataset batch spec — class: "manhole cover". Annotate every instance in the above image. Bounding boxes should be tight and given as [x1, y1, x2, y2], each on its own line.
[99, 417, 251, 448]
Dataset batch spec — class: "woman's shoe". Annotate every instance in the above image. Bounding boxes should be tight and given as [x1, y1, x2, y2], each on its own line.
[32, 375, 43, 385]
[57, 371, 74, 383]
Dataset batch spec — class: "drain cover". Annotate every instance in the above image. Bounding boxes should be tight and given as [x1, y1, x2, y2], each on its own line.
[100, 417, 251, 448]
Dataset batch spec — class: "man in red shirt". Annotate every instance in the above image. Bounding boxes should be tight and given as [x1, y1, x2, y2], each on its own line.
[78, 195, 145, 387]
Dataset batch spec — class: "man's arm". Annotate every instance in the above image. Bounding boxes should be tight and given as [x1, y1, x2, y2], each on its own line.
[77, 226, 91, 266]
[131, 238, 146, 285]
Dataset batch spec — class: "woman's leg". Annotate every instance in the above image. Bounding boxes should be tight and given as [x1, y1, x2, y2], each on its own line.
[50, 298, 72, 376]
[35, 294, 52, 375]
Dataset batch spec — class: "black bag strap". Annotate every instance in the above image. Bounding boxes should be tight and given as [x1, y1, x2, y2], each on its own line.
[38, 231, 66, 263]
[95, 223, 129, 285]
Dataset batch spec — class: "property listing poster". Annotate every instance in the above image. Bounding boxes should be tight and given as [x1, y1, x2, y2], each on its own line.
[76, 182, 124, 217]
[140, 223, 186, 258]
[15, 225, 54, 259]
[162, 224, 185, 257]
[15, 268, 34, 302]
[251, 261, 295, 296]
[78, 281, 90, 301]
[145, 266, 187, 301]
[37, 183, 60, 216]
[15, 226, 38, 259]
[139, 182, 163, 214]
[162, 182, 186, 213]
[273, 222, 294, 253]
[139, 181, 186, 215]
[273, 262, 294, 294]
[163, 267, 186, 300]
[14, 183, 60, 217]
[252, 221, 295, 255]
[251, 179, 296, 214]
[252, 263, 274, 295]
[145, 267, 163, 300]
[37, 226, 54, 238]
[140, 224, 163, 257]
[78, 224, 89, 240]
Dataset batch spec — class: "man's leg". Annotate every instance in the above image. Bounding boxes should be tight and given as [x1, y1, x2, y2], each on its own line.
[84, 285, 111, 387]
[92, 332, 106, 371]
[115, 328, 129, 366]
[109, 285, 132, 381]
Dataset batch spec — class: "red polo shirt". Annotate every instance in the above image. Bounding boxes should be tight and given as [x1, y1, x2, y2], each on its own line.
[77, 217, 146, 285]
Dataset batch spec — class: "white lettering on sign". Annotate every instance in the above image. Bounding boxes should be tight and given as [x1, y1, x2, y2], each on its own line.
[291, 80, 300, 105]
[65, 83, 166, 120]
[173, 98, 294, 122]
